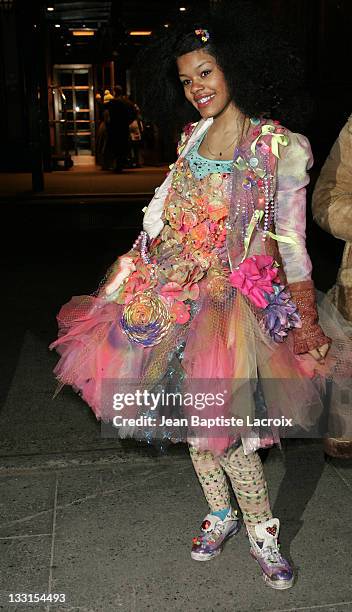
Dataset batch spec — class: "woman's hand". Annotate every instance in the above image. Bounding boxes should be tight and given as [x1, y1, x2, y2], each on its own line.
[105, 256, 136, 296]
[308, 342, 330, 363]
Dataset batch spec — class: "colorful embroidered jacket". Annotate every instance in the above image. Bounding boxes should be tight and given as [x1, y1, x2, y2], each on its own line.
[141, 117, 330, 353]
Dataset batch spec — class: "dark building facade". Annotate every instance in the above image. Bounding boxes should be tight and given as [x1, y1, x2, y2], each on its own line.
[0, 0, 351, 177]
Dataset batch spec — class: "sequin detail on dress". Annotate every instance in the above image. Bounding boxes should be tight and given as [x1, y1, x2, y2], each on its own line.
[185, 134, 233, 180]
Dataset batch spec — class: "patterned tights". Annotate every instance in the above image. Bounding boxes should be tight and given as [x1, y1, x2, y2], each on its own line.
[189, 444, 272, 538]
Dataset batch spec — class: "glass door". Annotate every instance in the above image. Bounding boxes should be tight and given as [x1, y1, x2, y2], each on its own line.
[53, 65, 95, 156]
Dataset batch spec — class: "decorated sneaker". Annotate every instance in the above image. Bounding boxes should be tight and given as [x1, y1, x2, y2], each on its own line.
[191, 509, 241, 561]
[248, 518, 294, 589]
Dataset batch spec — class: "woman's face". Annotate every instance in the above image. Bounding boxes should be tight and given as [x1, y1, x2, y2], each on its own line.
[177, 48, 232, 119]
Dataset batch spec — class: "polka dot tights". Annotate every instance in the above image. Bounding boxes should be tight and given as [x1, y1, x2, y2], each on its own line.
[189, 444, 272, 538]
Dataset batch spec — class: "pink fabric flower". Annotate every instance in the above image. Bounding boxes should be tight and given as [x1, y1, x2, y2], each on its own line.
[183, 122, 197, 137]
[229, 255, 280, 309]
[160, 281, 199, 302]
[188, 222, 209, 249]
[171, 301, 191, 324]
[122, 261, 154, 304]
[182, 210, 198, 232]
[160, 282, 184, 301]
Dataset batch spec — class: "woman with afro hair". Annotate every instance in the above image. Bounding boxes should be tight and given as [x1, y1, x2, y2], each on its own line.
[50, 0, 352, 590]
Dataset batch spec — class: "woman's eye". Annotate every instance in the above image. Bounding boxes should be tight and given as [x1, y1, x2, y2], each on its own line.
[181, 70, 211, 87]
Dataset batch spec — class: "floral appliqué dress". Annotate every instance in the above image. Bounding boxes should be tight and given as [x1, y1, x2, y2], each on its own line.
[50, 129, 352, 455]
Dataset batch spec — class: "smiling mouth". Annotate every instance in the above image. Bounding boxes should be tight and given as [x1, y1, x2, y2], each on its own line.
[195, 94, 215, 108]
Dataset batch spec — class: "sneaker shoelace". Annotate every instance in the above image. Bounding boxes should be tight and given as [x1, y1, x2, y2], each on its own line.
[261, 544, 283, 565]
[201, 519, 229, 542]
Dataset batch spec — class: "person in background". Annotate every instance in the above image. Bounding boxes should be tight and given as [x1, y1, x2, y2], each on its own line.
[312, 115, 352, 459]
[95, 90, 113, 169]
[105, 86, 135, 172]
[115, 86, 138, 125]
[129, 102, 144, 168]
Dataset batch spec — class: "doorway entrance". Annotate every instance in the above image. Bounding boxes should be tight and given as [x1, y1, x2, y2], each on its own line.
[53, 64, 95, 159]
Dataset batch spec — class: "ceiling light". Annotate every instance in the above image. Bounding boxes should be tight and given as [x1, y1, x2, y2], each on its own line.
[0, 0, 15, 10]
[47, 6, 54, 11]
[65, 43, 71, 47]
[72, 30, 95, 36]
[179, 7, 187, 11]
[55, 23, 60, 28]
[129, 31, 152, 36]
[164, 24, 169, 28]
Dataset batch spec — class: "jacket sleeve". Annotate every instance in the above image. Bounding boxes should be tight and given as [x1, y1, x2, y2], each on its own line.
[142, 177, 171, 239]
[275, 132, 331, 353]
[275, 131, 313, 283]
[312, 115, 352, 242]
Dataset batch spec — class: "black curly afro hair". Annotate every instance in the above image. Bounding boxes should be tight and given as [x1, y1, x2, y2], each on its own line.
[137, 0, 311, 133]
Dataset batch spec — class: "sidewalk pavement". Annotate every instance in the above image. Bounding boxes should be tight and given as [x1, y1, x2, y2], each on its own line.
[0, 332, 351, 612]
[1, 441, 351, 611]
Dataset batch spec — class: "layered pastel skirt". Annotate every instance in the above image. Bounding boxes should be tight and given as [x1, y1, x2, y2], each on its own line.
[50, 264, 352, 455]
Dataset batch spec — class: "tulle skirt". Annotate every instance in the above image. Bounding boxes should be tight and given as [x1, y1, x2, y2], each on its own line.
[50, 274, 352, 456]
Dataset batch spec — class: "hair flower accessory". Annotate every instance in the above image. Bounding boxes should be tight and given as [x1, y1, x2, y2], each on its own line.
[195, 28, 210, 43]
